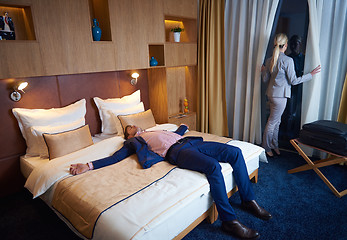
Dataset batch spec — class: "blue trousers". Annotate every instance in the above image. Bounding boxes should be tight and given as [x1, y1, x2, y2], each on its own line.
[167, 138, 255, 221]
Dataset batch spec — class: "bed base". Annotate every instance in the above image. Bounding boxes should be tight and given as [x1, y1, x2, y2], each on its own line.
[173, 168, 258, 240]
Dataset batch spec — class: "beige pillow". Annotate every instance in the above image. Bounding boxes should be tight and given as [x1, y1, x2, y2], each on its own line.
[118, 109, 156, 133]
[31, 118, 85, 158]
[43, 125, 93, 160]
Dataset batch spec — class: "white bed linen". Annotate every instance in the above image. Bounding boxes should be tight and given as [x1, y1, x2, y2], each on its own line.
[21, 126, 265, 240]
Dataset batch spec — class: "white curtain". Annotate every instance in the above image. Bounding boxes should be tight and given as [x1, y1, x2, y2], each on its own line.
[302, 0, 347, 124]
[225, 0, 279, 143]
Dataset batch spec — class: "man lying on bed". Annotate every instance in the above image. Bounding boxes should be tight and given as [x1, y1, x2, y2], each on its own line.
[70, 124, 271, 240]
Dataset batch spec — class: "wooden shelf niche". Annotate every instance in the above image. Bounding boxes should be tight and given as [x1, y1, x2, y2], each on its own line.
[149, 44, 165, 67]
[89, 0, 111, 41]
[164, 16, 197, 43]
[0, 4, 36, 40]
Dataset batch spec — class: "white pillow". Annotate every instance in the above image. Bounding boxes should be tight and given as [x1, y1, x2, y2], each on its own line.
[103, 102, 145, 135]
[146, 123, 179, 132]
[12, 99, 86, 156]
[31, 118, 85, 158]
[93, 90, 141, 133]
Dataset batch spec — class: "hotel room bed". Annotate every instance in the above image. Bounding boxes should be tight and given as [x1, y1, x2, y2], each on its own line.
[20, 124, 266, 240]
[12, 91, 266, 239]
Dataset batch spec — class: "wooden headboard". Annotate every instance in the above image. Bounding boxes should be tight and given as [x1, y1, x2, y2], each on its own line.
[0, 70, 149, 197]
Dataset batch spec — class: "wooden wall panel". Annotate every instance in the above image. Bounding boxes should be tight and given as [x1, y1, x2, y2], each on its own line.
[0, 0, 197, 79]
[0, 41, 44, 79]
[89, 43, 117, 72]
[166, 67, 186, 116]
[33, 0, 93, 75]
[31, 0, 68, 75]
[62, 0, 94, 74]
[165, 43, 197, 67]
[185, 66, 197, 113]
[163, 0, 197, 19]
[148, 68, 168, 123]
[109, 0, 165, 70]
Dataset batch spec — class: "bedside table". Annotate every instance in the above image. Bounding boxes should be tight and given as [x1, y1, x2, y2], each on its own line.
[168, 112, 196, 130]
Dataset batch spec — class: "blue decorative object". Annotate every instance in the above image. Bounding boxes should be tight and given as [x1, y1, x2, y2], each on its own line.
[92, 18, 102, 41]
[150, 57, 158, 66]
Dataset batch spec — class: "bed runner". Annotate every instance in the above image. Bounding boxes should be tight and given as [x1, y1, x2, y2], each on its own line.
[52, 131, 231, 239]
[52, 156, 175, 239]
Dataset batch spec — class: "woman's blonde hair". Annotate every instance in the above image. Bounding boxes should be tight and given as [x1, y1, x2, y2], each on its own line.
[270, 33, 288, 73]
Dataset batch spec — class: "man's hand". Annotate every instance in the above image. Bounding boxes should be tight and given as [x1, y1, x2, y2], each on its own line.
[70, 163, 89, 175]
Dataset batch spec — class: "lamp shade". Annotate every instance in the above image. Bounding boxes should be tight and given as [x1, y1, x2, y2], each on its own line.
[18, 82, 28, 91]
[131, 73, 139, 78]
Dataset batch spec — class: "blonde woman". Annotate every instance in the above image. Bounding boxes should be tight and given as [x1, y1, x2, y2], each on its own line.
[261, 33, 321, 157]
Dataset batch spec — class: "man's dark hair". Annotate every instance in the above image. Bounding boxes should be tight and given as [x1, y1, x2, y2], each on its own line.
[124, 125, 132, 140]
[289, 35, 302, 51]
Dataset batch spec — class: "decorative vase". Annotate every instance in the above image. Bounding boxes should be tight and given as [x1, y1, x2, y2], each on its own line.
[92, 18, 102, 41]
[150, 57, 158, 66]
[173, 32, 181, 42]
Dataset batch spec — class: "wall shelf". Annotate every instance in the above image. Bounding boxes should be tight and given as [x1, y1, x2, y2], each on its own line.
[149, 44, 165, 67]
[0, 4, 36, 40]
[164, 16, 197, 43]
[89, 0, 112, 41]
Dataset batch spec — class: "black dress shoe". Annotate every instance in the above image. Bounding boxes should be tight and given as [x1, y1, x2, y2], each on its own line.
[241, 200, 272, 220]
[222, 220, 260, 239]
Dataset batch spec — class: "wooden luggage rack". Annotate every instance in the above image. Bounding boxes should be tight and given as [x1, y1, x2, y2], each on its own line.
[289, 138, 347, 198]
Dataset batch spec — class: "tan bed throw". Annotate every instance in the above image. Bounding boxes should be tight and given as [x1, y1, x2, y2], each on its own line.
[52, 157, 175, 239]
[52, 131, 231, 238]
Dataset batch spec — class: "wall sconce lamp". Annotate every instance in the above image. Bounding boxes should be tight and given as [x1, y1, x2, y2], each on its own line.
[131, 72, 139, 85]
[10, 82, 28, 102]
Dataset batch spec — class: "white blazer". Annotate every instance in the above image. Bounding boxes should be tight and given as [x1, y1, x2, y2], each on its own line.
[262, 52, 312, 98]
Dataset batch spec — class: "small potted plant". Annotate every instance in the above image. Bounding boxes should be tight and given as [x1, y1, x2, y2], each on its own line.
[171, 26, 184, 42]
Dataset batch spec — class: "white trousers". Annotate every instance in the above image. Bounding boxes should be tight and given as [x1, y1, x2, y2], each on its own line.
[262, 97, 287, 152]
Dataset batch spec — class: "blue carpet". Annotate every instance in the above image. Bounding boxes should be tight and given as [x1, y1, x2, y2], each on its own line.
[183, 150, 347, 240]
